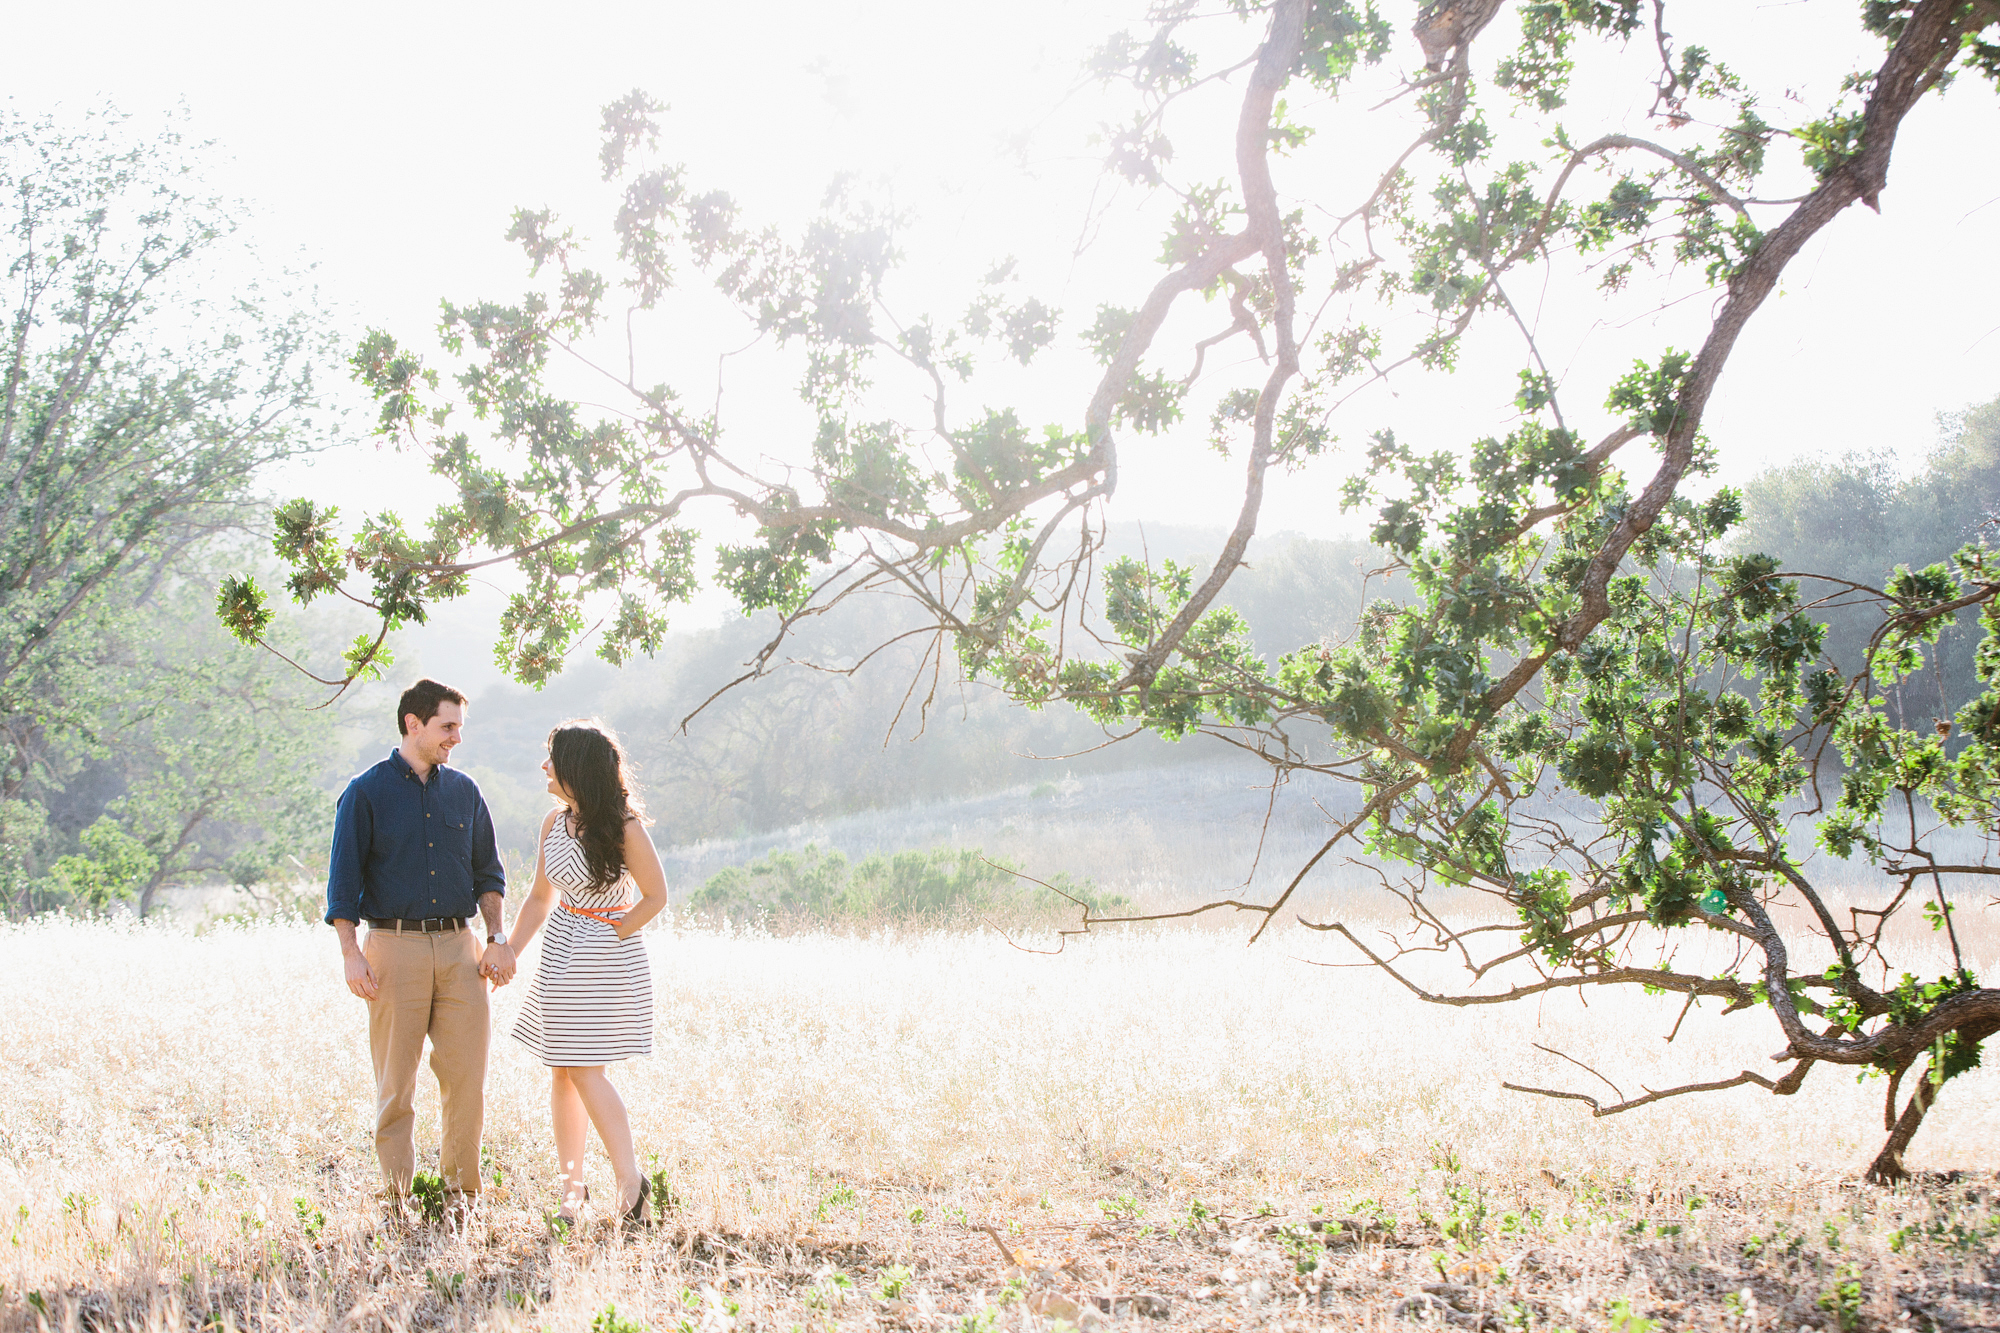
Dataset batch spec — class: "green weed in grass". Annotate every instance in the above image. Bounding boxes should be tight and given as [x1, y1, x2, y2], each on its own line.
[1096, 1192, 1143, 1222]
[1605, 1296, 1657, 1333]
[1817, 1263, 1863, 1332]
[407, 1171, 447, 1224]
[591, 1303, 645, 1333]
[291, 1197, 325, 1241]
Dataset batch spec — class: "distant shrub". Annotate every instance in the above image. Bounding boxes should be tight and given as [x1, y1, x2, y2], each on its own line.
[687, 844, 1125, 922]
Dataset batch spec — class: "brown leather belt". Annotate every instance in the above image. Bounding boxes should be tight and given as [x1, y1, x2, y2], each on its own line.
[366, 916, 468, 933]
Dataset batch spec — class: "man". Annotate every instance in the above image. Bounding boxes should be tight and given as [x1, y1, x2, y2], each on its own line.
[326, 678, 516, 1206]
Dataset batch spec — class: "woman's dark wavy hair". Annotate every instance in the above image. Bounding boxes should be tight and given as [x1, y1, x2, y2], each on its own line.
[548, 719, 646, 889]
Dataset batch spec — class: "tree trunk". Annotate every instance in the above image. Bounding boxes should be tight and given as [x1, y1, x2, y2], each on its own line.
[1865, 1070, 1939, 1186]
[1865, 1018, 2000, 1185]
[138, 869, 168, 919]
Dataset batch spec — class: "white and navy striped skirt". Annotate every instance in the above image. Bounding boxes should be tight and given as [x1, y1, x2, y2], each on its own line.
[511, 900, 654, 1066]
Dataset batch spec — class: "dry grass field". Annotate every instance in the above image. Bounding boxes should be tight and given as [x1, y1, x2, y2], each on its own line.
[1, 909, 1995, 1333]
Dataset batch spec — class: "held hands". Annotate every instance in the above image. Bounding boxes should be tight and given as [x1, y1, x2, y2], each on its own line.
[479, 942, 518, 990]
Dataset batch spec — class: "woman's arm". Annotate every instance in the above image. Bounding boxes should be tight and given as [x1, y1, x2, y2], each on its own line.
[505, 810, 564, 954]
[614, 816, 670, 939]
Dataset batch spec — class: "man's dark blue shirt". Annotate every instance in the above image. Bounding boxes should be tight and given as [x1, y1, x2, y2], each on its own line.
[324, 749, 506, 925]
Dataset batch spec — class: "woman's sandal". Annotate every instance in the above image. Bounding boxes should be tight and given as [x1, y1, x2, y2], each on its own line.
[622, 1176, 650, 1225]
[553, 1186, 588, 1230]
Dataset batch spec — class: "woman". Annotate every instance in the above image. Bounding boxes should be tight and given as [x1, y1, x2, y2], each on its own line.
[505, 720, 669, 1223]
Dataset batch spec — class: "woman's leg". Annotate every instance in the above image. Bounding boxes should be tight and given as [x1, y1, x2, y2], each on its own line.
[561, 1065, 642, 1212]
[550, 1067, 590, 1214]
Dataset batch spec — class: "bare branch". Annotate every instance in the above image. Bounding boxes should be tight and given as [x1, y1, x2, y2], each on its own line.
[1502, 1068, 1786, 1117]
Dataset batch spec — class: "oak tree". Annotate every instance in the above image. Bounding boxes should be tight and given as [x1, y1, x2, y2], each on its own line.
[225, 1, 2000, 1181]
[0, 109, 336, 911]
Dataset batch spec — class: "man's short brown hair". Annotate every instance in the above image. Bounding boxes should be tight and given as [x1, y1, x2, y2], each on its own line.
[397, 679, 468, 735]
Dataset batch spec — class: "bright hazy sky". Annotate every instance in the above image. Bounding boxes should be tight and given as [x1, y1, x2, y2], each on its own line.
[11, 1, 2000, 675]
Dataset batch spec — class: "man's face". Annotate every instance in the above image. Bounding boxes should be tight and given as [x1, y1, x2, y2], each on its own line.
[404, 701, 465, 766]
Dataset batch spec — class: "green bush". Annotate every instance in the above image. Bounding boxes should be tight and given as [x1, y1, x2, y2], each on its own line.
[688, 843, 1124, 922]
[44, 819, 157, 912]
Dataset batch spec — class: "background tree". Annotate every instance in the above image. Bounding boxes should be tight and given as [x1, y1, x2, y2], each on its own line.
[1735, 392, 2000, 727]
[0, 109, 341, 912]
[59, 575, 334, 917]
[229, 0, 2000, 1179]
[10, 562, 339, 922]
[450, 526, 1388, 848]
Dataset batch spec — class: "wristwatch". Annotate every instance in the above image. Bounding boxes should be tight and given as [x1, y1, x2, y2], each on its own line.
[487, 931, 508, 946]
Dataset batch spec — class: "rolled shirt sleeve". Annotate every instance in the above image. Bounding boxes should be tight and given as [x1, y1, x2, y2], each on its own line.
[324, 780, 371, 925]
[470, 790, 505, 901]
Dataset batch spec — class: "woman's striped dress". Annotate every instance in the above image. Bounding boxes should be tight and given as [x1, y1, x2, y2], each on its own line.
[510, 816, 654, 1066]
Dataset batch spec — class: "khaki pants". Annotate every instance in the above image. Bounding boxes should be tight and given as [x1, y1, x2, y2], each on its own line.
[363, 926, 489, 1194]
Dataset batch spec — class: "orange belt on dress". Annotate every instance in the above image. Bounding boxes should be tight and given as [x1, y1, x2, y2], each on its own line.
[561, 902, 628, 925]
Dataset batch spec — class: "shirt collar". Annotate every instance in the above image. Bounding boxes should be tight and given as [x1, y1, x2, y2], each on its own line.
[388, 745, 457, 783]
